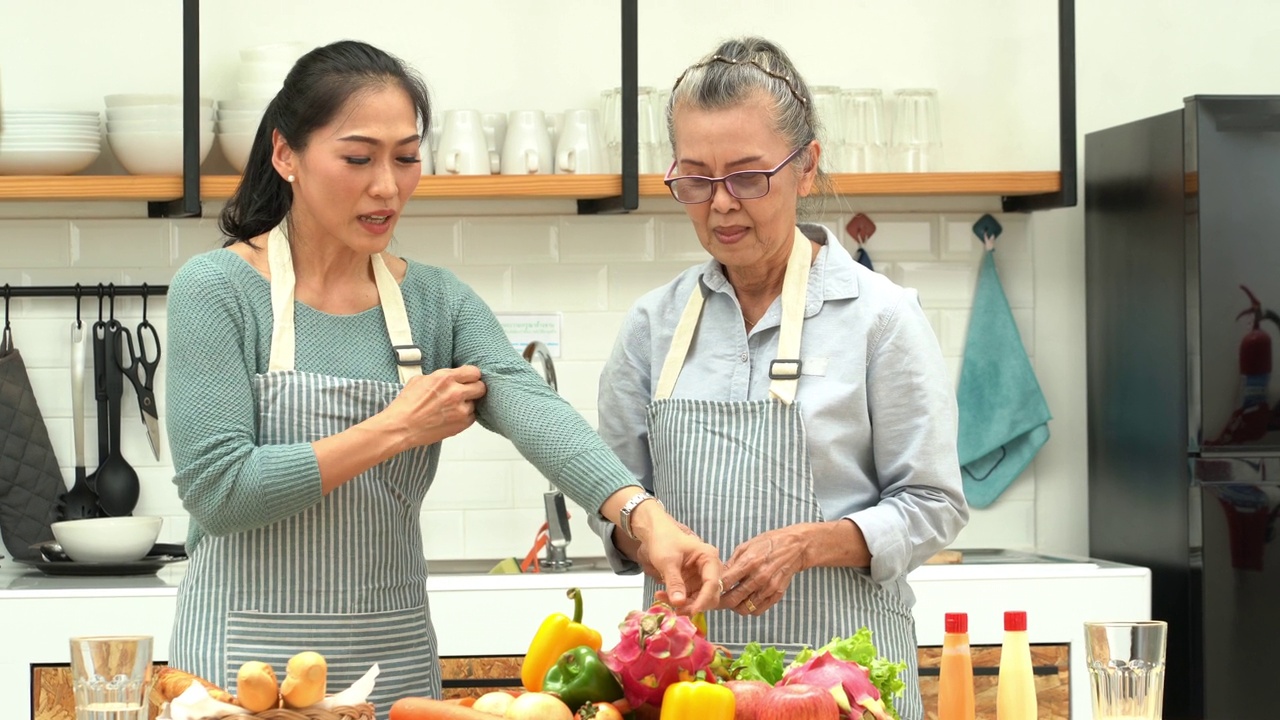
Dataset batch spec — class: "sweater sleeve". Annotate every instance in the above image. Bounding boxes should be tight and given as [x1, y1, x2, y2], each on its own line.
[444, 276, 636, 516]
[165, 255, 323, 538]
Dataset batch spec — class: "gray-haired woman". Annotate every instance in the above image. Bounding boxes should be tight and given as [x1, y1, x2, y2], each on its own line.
[591, 37, 968, 720]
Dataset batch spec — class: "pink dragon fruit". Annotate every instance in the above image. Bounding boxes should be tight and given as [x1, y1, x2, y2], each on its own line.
[601, 602, 717, 708]
[782, 652, 893, 720]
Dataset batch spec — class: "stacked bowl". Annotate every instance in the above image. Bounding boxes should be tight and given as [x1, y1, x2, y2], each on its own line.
[0, 110, 102, 175]
[105, 94, 215, 175]
[218, 42, 306, 173]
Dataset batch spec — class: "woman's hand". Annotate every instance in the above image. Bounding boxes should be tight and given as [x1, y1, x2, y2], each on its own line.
[717, 524, 811, 617]
[385, 366, 488, 448]
[640, 523, 723, 614]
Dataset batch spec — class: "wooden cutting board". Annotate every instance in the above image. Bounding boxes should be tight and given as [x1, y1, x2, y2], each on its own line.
[924, 549, 963, 564]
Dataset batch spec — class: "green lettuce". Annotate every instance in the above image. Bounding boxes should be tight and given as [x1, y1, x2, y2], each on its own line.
[728, 641, 788, 684]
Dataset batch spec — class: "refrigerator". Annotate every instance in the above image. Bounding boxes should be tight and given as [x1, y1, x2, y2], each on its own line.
[1086, 95, 1280, 720]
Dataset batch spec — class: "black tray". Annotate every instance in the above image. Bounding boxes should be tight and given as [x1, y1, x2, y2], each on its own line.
[13, 543, 187, 577]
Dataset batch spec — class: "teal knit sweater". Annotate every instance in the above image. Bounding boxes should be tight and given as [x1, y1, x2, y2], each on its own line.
[165, 249, 632, 551]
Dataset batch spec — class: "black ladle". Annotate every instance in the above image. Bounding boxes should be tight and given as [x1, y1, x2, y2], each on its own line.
[58, 320, 102, 521]
[95, 319, 140, 516]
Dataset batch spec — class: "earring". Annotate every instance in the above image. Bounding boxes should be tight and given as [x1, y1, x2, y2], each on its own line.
[286, 174, 296, 183]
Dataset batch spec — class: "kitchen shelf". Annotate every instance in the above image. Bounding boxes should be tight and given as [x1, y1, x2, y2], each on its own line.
[0, 171, 1062, 202]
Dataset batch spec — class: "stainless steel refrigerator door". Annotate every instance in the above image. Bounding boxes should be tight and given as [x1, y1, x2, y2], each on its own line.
[1188, 96, 1280, 453]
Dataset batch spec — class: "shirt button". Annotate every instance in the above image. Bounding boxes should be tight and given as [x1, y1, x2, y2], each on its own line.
[739, 352, 749, 363]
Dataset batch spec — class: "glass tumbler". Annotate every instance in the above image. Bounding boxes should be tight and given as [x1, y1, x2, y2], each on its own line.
[890, 88, 942, 172]
[1084, 621, 1167, 720]
[841, 88, 887, 173]
[69, 635, 154, 720]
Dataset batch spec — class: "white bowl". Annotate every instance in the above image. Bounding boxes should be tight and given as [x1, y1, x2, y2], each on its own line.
[216, 118, 261, 134]
[0, 146, 100, 175]
[106, 105, 216, 122]
[0, 139, 101, 150]
[50, 516, 162, 562]
[218, 132, 255, 172]
[106, 119, 214, 133]
[104, 93, 214, 108]
[107, 128, 214, 174]
[217, 98, 271, 112]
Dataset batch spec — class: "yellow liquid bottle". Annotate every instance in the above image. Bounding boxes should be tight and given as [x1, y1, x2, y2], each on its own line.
[996, 611, 1038, 720]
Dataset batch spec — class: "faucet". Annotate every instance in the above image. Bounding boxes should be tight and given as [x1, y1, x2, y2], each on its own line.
[523, 341, 572, 572]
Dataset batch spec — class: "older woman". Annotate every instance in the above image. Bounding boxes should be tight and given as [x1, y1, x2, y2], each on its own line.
[592, 37, 968, 720]
[164, 40, 722, 711]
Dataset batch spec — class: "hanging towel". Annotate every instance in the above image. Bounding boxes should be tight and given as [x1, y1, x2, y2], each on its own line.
[956, 217, 1051, 508]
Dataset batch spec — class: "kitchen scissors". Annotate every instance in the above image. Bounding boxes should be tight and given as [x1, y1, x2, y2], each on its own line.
[111, 288, 162, 459]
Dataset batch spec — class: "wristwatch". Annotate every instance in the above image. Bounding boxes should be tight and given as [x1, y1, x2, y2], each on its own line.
[618, 491, 662, 542]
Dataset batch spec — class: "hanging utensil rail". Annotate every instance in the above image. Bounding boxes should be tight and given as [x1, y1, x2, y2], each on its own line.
[2, 284, 167, 299]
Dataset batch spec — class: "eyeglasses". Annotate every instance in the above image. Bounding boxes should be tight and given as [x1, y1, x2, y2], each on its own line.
[663, 146, 807, 204]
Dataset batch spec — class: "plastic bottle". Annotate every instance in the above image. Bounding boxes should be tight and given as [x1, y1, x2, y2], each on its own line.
[938, 612, 976, 720]
[996, 610, 1038, 720]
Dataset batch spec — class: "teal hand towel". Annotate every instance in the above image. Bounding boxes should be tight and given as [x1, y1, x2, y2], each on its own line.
[957, 251, 1051, 508]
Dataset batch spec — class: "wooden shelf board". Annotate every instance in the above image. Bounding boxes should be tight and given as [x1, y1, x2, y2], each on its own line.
[0, 171, 1060, 201]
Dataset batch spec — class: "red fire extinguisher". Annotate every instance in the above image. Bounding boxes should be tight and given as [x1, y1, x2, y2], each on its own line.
[1208, 285, 1275, 445]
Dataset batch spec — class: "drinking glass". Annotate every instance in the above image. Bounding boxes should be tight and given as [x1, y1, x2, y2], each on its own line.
[1084, 621, 1167, 720]
[890, 88, 942, 172]
[70, 635, 154, 720]
[841, 88, 887, 173]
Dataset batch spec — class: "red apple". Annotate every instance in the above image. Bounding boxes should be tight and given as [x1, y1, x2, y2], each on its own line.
[724, 680, 772, 720]
[759, 684, 840, 720]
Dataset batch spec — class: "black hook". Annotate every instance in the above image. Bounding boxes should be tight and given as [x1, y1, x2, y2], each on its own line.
[74, 283, 83, 328]
[96, 284, 105, 322]
[107, 283, 116, 321]
[1, 284, 11, 355]
[140, 282, 149, 323]
[2, 283, 10, 328]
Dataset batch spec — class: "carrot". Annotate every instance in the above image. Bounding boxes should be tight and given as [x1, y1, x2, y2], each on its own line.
[389, 696, 497, 720]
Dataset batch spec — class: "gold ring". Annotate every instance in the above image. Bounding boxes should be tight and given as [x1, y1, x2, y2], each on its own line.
[717, 579, 725, 595]
[745, 600, 757, 613]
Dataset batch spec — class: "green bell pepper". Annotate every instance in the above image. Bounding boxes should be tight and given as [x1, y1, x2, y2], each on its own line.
[542, 645, 625, 711]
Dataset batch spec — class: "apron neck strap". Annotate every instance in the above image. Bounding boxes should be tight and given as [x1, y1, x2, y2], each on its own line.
[654, 226, 812, 404]
[266, 222, 423, 384]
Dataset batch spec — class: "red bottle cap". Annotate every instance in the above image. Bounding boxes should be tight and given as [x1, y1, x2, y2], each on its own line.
[1005, 611, 1027, 632]
[945, 613, 968, 634]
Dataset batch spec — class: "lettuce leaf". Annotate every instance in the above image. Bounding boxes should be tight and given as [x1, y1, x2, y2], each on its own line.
[784, 629, 908, 720]
[728, 641, 788, 685]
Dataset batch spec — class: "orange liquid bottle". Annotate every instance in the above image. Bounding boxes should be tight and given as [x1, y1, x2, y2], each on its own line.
[938, 612, 976, 720]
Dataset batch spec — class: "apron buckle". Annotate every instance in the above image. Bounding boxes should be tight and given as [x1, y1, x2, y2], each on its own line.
[769, 358, 802, 379]
[392, 344, 423, 366]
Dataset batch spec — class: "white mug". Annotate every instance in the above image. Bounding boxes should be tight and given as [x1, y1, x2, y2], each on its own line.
[481, 112, 507, 175]
[435, 110, 490, 175]
[501, 110, 553, 175]
[555, 109, 607, 174]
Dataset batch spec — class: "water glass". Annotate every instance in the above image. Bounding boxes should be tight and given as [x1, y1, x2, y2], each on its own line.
[1084, 621, 1167, 720]
[70, 635, 154, 720]
[890, 88, 942, 172]
[841, 88, 888, 173]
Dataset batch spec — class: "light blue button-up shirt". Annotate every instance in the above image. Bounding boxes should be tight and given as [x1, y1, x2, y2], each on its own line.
[593, 223, 968, 604]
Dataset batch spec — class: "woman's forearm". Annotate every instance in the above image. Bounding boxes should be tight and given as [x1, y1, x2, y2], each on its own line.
[801, 518, 872, 570]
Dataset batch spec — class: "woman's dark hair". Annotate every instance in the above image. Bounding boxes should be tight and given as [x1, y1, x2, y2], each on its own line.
[220, 40, 431, 245]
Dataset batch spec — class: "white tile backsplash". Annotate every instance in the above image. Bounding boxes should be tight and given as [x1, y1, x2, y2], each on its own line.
[0, 208, 1041, 561]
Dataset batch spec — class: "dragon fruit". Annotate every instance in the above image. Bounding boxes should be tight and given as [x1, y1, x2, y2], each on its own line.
[782, 652, 893, 720]
[601, 601, 717, 707]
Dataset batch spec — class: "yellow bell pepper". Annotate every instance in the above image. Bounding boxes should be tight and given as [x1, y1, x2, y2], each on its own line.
[659, 680, 735, 720]
[521, 587, 602, 692]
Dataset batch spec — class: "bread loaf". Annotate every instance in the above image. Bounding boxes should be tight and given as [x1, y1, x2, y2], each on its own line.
[151, 666, 236, 705]
[236, 660, 281, 712]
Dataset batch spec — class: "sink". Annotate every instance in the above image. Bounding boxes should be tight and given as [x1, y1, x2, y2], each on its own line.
[427, 556, 617, 576]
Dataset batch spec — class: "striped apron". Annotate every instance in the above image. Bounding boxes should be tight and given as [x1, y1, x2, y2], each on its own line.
[643, 226, 923, 720]
[171, 224, 440, 713]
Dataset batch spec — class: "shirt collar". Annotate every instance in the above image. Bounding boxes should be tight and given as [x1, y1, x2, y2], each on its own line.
[698, 223, 861, 317]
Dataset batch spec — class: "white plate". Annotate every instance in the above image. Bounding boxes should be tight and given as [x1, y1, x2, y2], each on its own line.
[0, 147, 100, 174]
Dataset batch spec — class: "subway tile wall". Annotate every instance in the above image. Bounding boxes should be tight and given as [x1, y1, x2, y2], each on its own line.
[0, 207, 1036, 563]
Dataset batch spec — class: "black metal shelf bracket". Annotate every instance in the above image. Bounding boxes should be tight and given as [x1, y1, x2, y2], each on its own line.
[1002, 0, 1077, 213]
[578, 0, 639, 215]
[149, 0, 203, 219]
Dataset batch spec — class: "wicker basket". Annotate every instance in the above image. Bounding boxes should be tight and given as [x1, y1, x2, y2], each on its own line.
[210, 704, 375, 720]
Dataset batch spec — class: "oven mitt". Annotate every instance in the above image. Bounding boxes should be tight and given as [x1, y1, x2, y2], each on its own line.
[956, 216, 1051, 508]
[0, 344, 63, 559]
